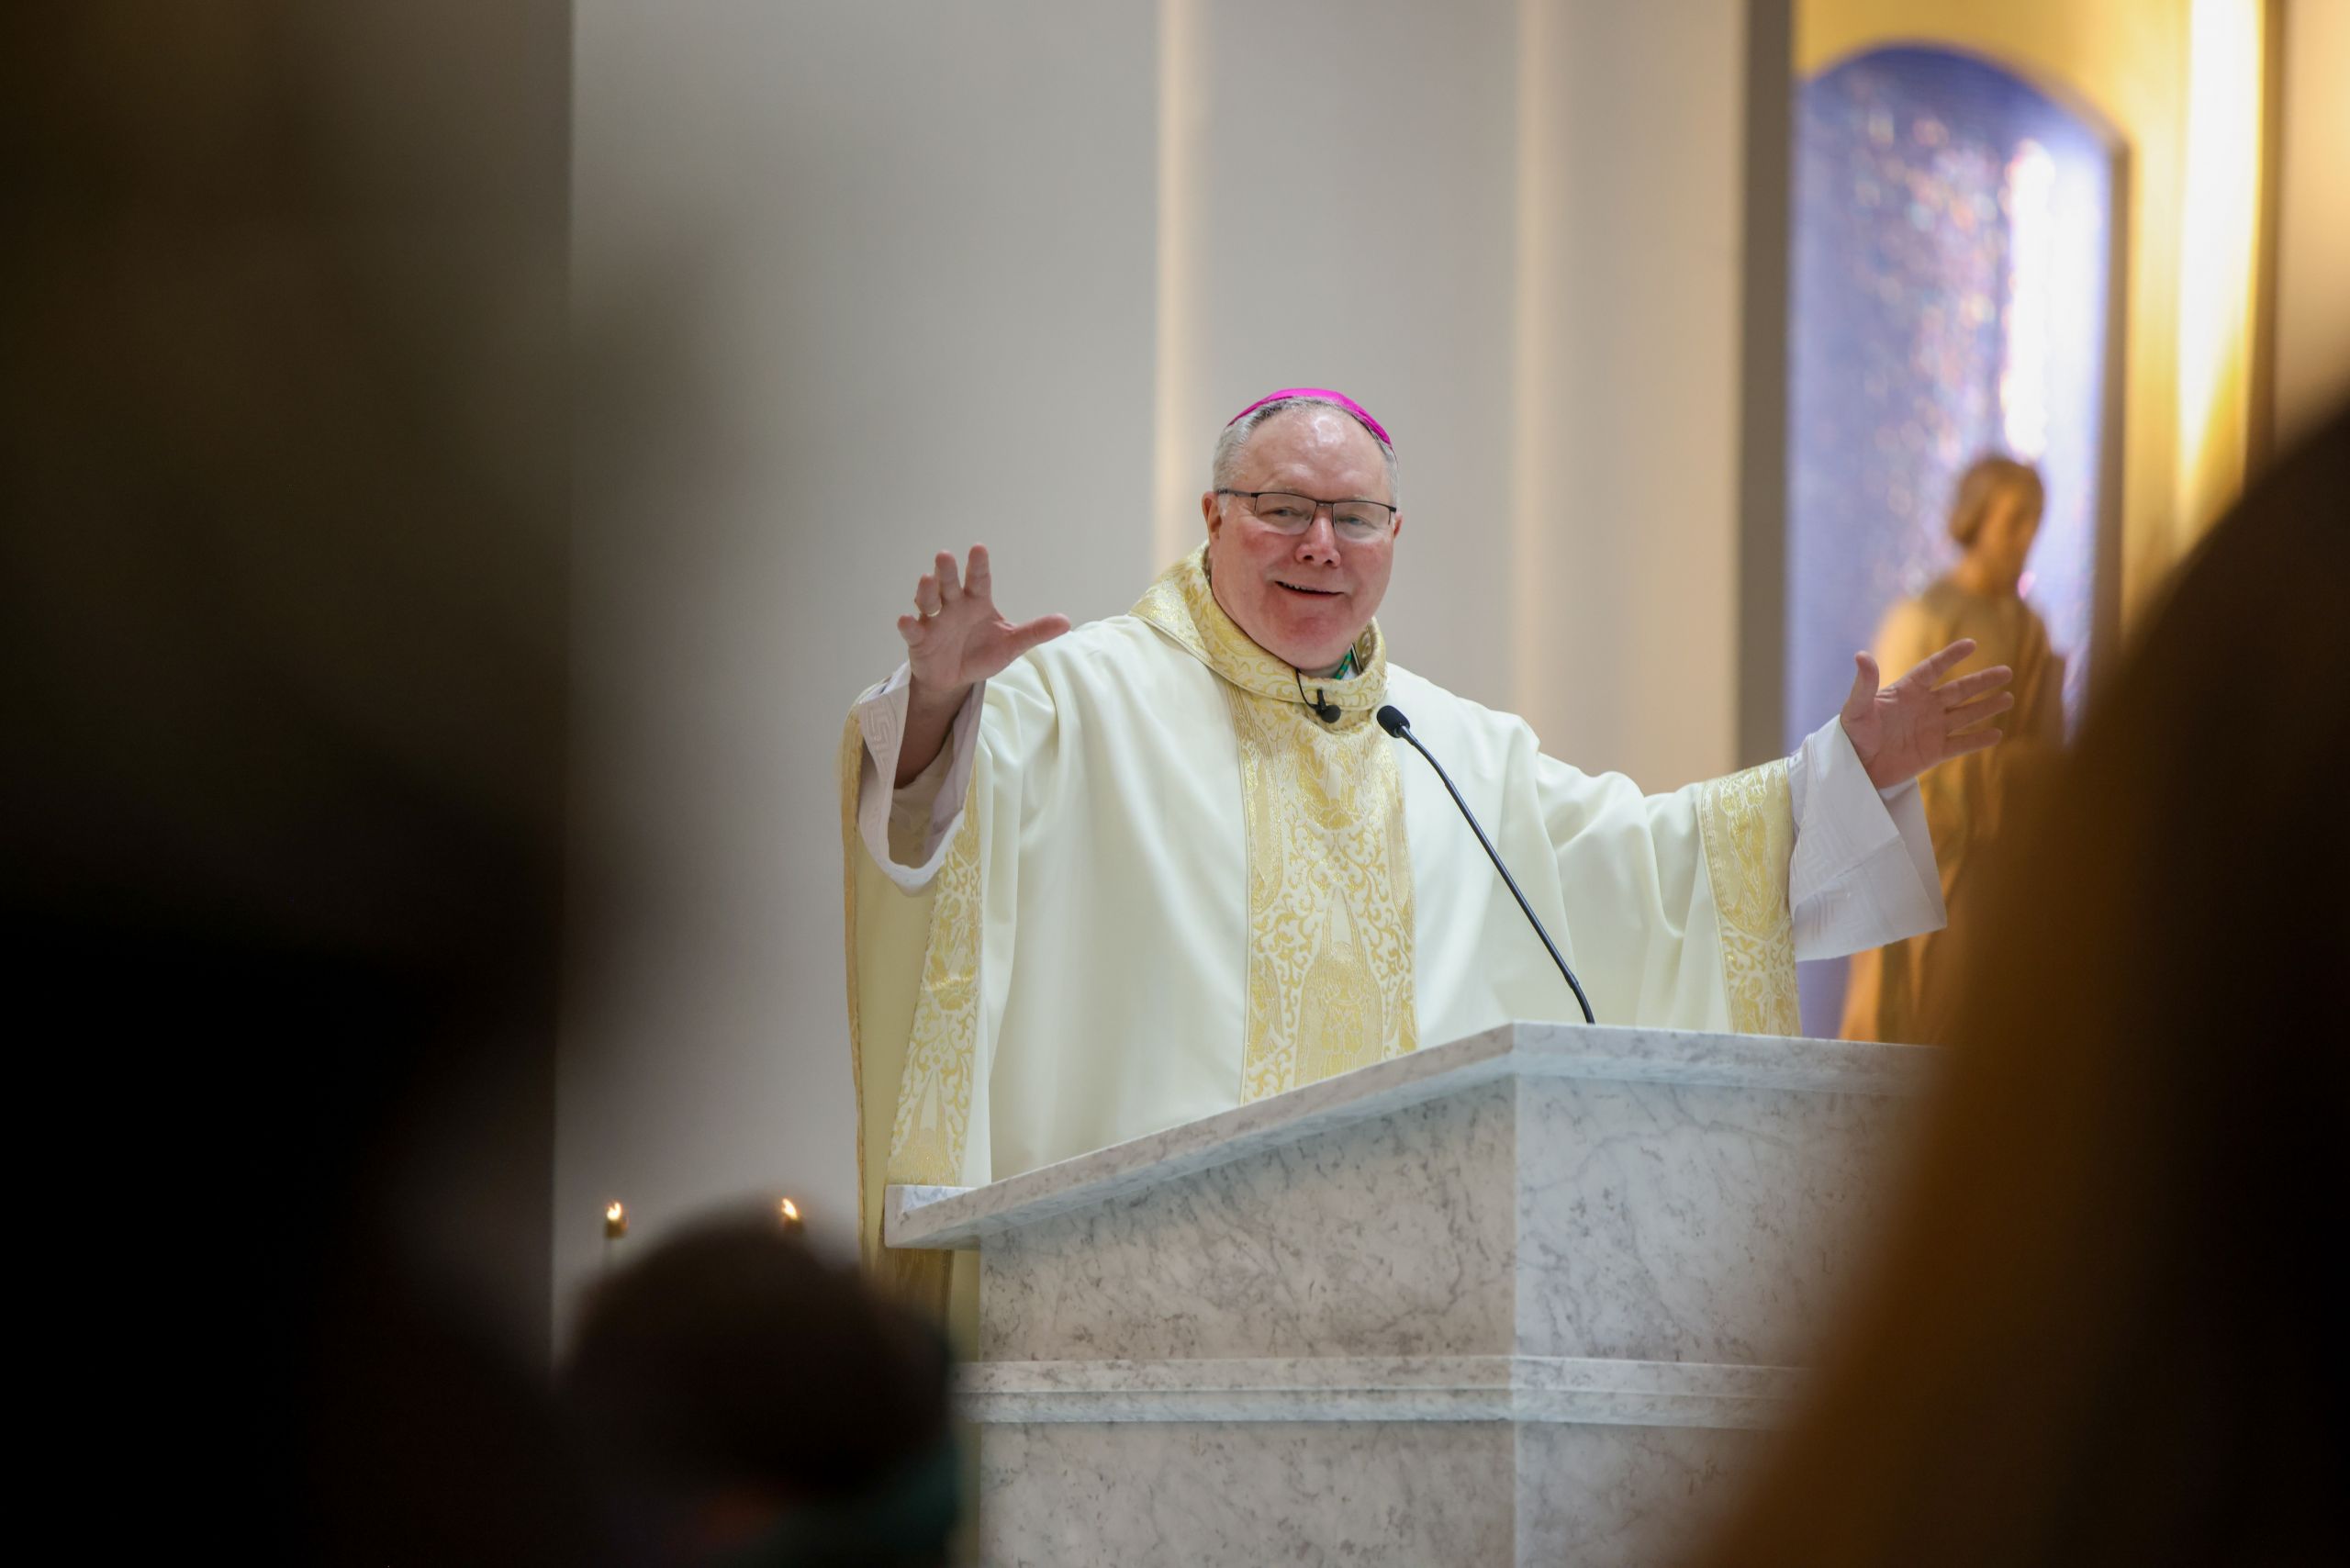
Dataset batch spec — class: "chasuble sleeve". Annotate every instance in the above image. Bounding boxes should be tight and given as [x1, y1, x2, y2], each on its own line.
[838, 657, 1065, 1316]
[851, 664, 987, 889]
[1526, 745, 1803, 1036]
[1517, 718, 1943, 1040]
[1785, 717, 1944, 960]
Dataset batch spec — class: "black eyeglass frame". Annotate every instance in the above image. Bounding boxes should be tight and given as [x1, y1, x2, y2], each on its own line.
[1214, 488, 1399, 533]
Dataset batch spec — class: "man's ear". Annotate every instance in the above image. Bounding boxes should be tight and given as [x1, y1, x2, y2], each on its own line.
[1201, 490, 1222, 540]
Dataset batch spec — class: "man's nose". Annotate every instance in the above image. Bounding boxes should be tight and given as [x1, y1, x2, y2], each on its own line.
[1293, 507, 1341, 559]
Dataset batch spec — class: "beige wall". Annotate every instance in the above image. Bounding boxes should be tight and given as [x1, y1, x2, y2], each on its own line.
[2274, 0, 2350, 448]
[558, 0, 1761, 1333]
[1505, 2, 1753, 787]
[1797, 0, 2274, 627]
[563, 0, 1161, 1325]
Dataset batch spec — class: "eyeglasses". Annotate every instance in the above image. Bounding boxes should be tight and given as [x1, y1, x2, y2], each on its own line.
[1216, 488, 1396, 543]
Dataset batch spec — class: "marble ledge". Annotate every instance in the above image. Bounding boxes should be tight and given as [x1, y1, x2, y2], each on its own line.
[957, 1354, 1799, 1428]
[888, 1020, 1933, 1250]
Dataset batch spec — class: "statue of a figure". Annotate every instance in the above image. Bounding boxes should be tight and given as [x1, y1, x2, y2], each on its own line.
[1842, 455, 2066, 1044]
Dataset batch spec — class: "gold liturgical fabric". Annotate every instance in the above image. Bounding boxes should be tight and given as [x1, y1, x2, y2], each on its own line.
[1130, 555, 1417, 1102]
[841, 548, 1796, 1306]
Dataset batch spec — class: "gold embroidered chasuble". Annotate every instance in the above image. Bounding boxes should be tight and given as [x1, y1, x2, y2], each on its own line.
[1129, 555, 1418, 1102]
[841, 548, 1796, 1309]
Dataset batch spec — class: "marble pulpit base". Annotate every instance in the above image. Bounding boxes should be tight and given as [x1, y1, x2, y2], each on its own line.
[964, 1356, 1782, 1565]
[889, 1023, 1931, 1567]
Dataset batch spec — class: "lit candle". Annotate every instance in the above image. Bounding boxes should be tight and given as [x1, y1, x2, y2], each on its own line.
[602, 1200, 629, 1271]
[778, 1196, 804, 1232]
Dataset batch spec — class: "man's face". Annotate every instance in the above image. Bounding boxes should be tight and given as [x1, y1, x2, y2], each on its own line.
[1201, 408, 1401, 672]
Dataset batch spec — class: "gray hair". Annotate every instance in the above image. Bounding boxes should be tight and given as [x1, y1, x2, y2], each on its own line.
[1210, 396, 1401, 509]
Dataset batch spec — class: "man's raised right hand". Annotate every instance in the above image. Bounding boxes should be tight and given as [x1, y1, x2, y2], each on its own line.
[891, 544, 1069, 786]
[898, 543, 1072, 695]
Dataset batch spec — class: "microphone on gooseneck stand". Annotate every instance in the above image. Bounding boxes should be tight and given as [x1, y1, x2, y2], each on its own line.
[1377, 705, 1596, 1025]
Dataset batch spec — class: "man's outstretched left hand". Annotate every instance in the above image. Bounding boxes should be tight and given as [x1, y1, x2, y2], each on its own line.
[1839, 639, 2016, 790]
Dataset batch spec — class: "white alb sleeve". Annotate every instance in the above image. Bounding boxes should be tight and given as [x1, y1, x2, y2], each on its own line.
[1784, 716, 1945, 961]
[852, 664, 986, 891]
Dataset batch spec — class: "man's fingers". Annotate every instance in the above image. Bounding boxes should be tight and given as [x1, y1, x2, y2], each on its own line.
[1946, 691, 2016, 728]
[1922, 637, 1979, 675]
[897, 612, 927, 647]
[1935, 665, 2013, 702]
[1908, 638, 1978, 684]
[1006, 612, 1072, 655]
[965, 543, 992, 600]
[1843, 651, 1881, 711]
[1943, 725, 2004, 758]
[934, 550, 963, 602]
[914, 574, 942, 617]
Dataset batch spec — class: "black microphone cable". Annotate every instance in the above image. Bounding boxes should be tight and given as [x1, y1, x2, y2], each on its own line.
[1377, 704, 1595, 1025]
[1295, 666, 1340, 723]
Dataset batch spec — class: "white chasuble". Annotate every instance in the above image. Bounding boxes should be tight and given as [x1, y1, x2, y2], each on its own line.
[840, 548, 1804, 1306]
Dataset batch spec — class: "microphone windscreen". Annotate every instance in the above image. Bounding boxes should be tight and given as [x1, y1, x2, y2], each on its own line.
[1376, 705, 1409, 736]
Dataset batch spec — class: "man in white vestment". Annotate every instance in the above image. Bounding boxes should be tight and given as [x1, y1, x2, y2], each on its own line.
[841, 388, 2012, 1303]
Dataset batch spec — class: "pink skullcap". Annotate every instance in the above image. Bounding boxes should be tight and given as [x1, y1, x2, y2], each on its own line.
[1225, 387, 1392, 449]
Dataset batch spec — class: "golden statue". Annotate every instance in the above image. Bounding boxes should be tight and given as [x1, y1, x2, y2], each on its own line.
[1841, 456, 2066, 1044]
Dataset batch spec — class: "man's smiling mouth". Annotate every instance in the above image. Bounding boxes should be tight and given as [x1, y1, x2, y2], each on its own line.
[1275, 581, 1343, 596]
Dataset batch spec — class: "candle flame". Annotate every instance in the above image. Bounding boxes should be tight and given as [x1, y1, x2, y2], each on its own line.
[779, 1197, 802, 1225]
[603, 1201, 628, 1238]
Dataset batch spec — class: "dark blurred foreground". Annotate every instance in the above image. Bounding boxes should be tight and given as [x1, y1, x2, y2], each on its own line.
[2, 6, 576, 1561]
[4, 11, 951, 1564]
[1693, 405, 2350, 1566]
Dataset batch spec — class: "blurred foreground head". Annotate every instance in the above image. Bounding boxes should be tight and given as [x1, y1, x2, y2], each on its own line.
[1697, 407, 2350, 1566]
[562, 1212, 958, 1568]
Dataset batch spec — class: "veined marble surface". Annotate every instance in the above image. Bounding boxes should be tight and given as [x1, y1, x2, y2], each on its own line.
[1513, 1076, 1913, 1364]
[958, 1354, 1797, 1428]
[888, 1021, 1930, 1249]
[979, 1419, 1763, 1568]
[1518, 1423, 1763, 1567]
[980, 1421, 1515, 1568]
[970, 1070, 1909, 1363]
[978, 1081, 1518, 1361]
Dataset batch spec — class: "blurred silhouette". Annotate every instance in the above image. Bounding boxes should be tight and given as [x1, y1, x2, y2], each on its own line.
[1693, 408, 2349, 1567]
[561, 1211, 957, 1568]
[1843, 454, 2065, 1044]
[2, 6, 579, 1562]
